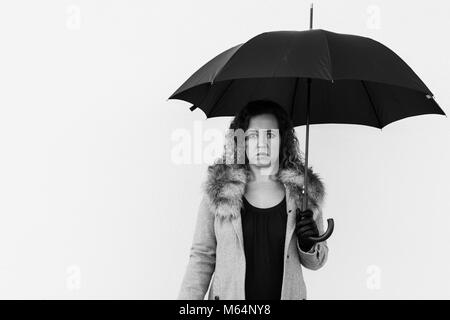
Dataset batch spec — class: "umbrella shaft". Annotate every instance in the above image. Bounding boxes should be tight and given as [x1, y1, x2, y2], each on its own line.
[303, 3, 313, 210]
[302, 78, 311, 211]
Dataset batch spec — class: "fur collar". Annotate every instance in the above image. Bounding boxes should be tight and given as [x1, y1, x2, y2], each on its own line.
[202, 161, 326, 220]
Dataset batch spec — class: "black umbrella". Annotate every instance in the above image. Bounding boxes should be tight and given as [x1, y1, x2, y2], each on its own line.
[168, 5, 446, 243]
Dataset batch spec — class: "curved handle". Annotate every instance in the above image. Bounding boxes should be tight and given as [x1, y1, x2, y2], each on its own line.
[307, 218, 334, 243]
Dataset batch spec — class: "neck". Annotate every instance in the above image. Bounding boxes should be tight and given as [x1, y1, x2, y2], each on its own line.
[248, 163, 279, 182]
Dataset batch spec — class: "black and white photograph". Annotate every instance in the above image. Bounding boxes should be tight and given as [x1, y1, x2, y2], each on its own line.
[0, 0, 449, 305]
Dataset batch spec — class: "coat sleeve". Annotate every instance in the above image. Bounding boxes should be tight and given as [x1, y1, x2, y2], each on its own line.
[177, 195, 216, 300]
[297, 205, 329, 270]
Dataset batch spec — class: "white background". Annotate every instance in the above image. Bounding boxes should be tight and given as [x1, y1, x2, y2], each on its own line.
[0, 0, 449, 299]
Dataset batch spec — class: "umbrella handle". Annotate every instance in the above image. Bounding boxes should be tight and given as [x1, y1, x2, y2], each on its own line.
[300, 185, 335, 243]
[307, 218, 334, 243]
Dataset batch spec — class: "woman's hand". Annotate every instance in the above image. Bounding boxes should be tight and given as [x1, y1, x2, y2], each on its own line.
[295, 208, 319, 252]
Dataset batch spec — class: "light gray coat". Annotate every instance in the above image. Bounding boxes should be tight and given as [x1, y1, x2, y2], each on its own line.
[178, 161, 328, 300]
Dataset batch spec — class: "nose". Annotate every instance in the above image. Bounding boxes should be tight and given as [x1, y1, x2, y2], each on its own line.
[257, 130, 269, 147]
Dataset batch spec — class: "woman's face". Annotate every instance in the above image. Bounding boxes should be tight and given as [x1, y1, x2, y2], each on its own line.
[245, 113, 280, 168]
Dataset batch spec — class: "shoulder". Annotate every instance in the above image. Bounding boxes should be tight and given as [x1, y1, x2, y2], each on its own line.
[199, 160, 248, 220]
[278, 164, 326, 209]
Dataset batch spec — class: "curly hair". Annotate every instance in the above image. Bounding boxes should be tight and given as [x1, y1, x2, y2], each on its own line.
[217, 99, 305, 173]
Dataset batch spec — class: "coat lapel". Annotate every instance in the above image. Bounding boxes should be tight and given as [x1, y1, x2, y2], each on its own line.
[284, 186, 297, 259]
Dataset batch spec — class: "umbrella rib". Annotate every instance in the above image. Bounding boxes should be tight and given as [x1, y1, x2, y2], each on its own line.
[211, 43, 244, 84]
[207, 79, 234, 117]
[361, 80, 382, 129]
[321, 31, 334, 80]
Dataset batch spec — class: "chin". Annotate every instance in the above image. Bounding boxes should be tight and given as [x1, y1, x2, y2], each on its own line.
[251, 159, 271, 166]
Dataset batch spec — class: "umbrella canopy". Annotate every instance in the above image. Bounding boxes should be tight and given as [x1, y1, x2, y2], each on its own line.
[169, 29, 445, 129]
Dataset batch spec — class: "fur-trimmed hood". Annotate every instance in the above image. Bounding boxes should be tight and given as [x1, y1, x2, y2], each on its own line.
[202, 161, 326, 220]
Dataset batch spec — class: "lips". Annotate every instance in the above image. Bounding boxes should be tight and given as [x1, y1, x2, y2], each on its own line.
[257, 152, 269, 156]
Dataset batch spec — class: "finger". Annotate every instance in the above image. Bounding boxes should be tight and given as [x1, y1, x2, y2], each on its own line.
[296, 220, 315, 230]
[296, 208, 313, 215]
[297, 209, 313, 219]
[297, 222, 318, 233]
[297, 208, 313, 216]
[299, 225, 314, 234]
[296, 219, 316, 228]
[301, 229, 319, 237]
[297, 218, 314, 227]
[297, 224, 314, 234]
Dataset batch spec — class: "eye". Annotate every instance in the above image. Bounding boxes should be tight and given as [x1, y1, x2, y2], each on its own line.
[246, 132, 257, 139]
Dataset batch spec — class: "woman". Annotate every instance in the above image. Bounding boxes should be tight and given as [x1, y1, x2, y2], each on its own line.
[178, 99, 328, 300]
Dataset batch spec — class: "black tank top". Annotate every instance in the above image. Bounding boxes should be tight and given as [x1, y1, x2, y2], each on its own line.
[241, 194, 287, 300]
